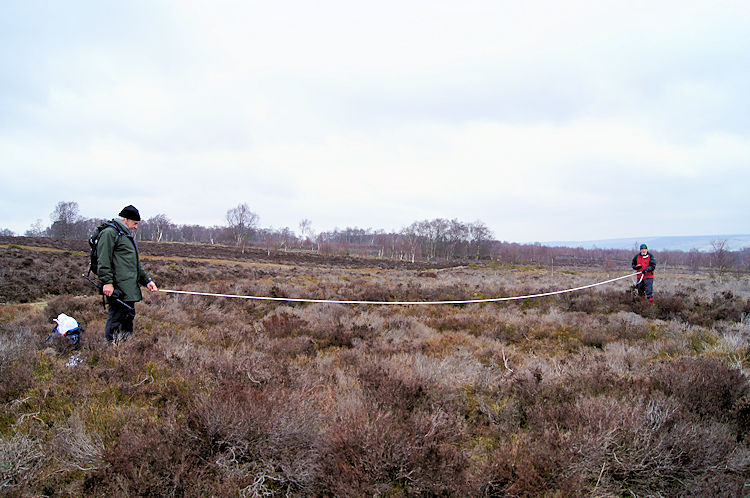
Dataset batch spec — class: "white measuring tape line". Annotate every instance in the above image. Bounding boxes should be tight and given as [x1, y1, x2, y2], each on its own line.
[157, 272, 642, 305]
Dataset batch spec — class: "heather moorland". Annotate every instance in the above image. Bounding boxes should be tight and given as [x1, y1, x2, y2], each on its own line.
[1, 240, 749, 496]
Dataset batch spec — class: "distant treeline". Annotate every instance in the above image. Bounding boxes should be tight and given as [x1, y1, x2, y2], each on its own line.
[5, 201, 748, 272]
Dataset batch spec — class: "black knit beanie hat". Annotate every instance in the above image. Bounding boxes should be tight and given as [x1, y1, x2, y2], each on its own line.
[119, 205, 141, 221]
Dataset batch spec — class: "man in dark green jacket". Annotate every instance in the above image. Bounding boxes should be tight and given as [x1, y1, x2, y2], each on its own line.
[97, 205, 158, 342]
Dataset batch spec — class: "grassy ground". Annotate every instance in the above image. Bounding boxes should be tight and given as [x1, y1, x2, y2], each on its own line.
[1, 244, 749, 495]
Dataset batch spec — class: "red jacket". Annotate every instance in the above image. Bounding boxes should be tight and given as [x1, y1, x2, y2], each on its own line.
[632, 252, 655, 279]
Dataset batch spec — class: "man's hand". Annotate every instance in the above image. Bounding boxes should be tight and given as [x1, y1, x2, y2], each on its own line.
[147, 281, 158, 292]
[102, 283, 114, 297]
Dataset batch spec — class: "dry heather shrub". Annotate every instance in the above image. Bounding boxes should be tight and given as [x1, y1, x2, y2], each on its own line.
[320, 391, 467, 495]
[597, 395, 746, 496]
[410, 348, 499, 394]
[351, 308, 385, 329]
[713, 324, 750, 348]
[473, 382, 750, 496]
[554, 393, 745, 496]
[509, 365, 572, 430]
[683, 471, 749, 496]
[150, 293, 198, 325]
[0, 324, 36, 404]
[601, 311, 654, 343]
[189, 381, 265, 453]
[349, 279, 395, 302]
[581, 329, 608, 349]
[666, 290, 750, 326]
[44, 295, 99, 328]
[425, 311, 480, 333]
[52, 413, 104, 472]
[189, 380, 323, 495]
[563, 292, 605, 314]
[423, 329, 480, 358]
[734, 394, 750, 441]
[650, 356, 749, 422]
[478, 430, 579, 496]
[189, 302, 231, 327]
[267, 335, 317, 358]
[157, 328, 200, 367]
[406, 279, 467, 303]
[357, 357, 428, 412]
[82, 404, 146, 453]
[87, 408, 216, 497]
[0, 433, 44, 492]
[568, 358, 637, 398]
[190, 342, 279, 386]
[287, 303, 372, 349]
[475, 306, 559, 344]
[653, 291, 687, 318]
[505, 353, 652, 430]
[199, 321, 257, 348]
[710, 290, 750, 322]
[371, 315, 438, 355]
[262, 309, 307, 338]
[604, 341, 650, 375]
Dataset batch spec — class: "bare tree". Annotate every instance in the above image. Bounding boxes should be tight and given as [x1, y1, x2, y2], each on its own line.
[226, 203, 259, 252]
[400, 223, 421, 263]
[445, 219, 468, 259]
[687, 248, 702, 274]
[49, 201, 83, 239]
[279, 227, 295, 251]
[711, 239, 734, 281]
[142, 214, 173, 242]
[51, 201, 80, 225]
[25, 219, 46, 237]
[298, 219, 313, 248]
[430, 219, 450, 260]
[468, 222, 493, 260]
[259, 227, 286, 256]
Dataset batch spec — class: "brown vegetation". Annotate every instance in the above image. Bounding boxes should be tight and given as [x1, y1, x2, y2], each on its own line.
[1, 242, 749, 495]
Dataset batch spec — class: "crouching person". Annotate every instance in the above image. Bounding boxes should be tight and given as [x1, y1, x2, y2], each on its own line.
[97, 205, 158, 343]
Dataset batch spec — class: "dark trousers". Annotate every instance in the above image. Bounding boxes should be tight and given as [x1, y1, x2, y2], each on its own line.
[636, 278, 654, 299]
[104, 297, 136, 342]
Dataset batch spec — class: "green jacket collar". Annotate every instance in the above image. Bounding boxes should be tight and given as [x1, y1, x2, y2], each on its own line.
[113, 218, 133, 236]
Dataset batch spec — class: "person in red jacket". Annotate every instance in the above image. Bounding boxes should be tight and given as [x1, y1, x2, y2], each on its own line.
[632, 243, 656, 304]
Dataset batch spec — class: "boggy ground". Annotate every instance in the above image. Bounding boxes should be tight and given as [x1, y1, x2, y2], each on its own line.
[1, 242, 750, 496]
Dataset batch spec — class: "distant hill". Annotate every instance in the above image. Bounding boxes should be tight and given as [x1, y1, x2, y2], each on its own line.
[542, 234, 750, 252]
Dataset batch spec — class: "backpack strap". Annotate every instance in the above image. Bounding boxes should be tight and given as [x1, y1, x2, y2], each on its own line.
[104, 219, 126, 246]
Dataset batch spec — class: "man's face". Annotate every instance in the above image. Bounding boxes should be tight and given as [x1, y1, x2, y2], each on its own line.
[124, 218, 140, 231]
[641, 249, 648, 256]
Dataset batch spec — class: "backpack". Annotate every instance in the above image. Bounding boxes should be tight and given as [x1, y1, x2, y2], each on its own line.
[87, 220, 127, 276]
[46, 313, 83, 348]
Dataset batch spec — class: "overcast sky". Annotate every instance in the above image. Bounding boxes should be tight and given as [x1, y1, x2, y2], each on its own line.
[1, 1, 748, 243]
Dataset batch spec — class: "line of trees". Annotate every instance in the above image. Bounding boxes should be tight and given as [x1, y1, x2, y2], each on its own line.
[18, 201, 233, 244]
[313, 219, 494, 262]
[3, 201, 749, 272]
